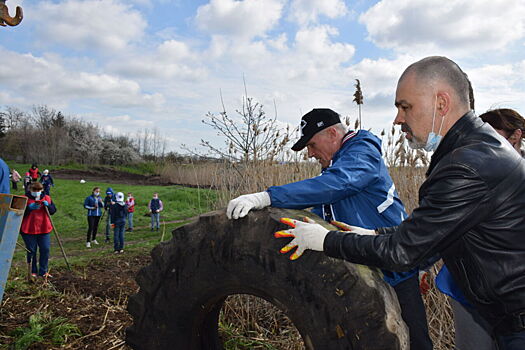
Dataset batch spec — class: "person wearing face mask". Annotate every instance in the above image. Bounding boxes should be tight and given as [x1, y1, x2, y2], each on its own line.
[20, 182, 56, 278]
[227, 108, 433, 350]
[39, 169, 54, 196]
[435, 107, 525, 350]
[280, 56, 525, 349]
[110, 192, 128, 253]
[84, 187, 104, 248]
[148, 193, 163, 231]
[125, 192, 135, 232]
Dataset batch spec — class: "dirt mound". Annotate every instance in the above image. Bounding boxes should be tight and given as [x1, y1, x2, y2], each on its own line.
[0, 254, 151, 349]
[53, 167, 170, 186]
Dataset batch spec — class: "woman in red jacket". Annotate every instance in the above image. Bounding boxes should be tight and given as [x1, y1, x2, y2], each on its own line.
[28, 163, 40, 182]
[20, 182, 56, 277]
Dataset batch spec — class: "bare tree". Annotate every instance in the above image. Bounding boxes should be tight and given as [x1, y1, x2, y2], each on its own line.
[0, 106, 25, 131]
[201, 87, 289, 163]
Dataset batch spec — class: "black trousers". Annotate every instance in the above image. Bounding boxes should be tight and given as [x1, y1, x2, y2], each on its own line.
[87, 216, 101, 242]
[394, 273, 434, 350]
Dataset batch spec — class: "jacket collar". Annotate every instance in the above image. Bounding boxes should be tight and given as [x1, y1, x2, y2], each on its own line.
[426, 111, 480, 176]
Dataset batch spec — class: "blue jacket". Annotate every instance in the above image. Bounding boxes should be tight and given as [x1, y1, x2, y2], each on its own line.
[84, 195, 104, 216]
[110, 203, 128, 225]
[0, 159, 10, 194]
[40, 174, 54, 187]
[267, 130, 414, 285]
[268, 130, 406, 228]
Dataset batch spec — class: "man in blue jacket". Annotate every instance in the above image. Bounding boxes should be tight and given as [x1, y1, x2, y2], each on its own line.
[227, 108, 432, 349]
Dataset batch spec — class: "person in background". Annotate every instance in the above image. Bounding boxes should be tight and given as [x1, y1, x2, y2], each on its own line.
[10, 168, 20, 191]
[39, 169, 54, 196]
[84, 187, 103, 248]
[0, 158, 10, 194]
[28, 163, 40, 182]
[23, 172, 32, 193]
[125, 192, 135, 232]
[110, 192, 128, 253]
[103, 187, 114, 243]
[148, 193, 163, 231]
[20, 182, 56, 278]
[480, 108, 525, 157]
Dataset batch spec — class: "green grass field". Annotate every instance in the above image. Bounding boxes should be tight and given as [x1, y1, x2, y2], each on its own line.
[8, 174, 218, 270]
[5, 161, 158, 176]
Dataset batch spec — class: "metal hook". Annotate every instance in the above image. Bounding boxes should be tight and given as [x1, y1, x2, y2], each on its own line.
[0, 0, 23, 27]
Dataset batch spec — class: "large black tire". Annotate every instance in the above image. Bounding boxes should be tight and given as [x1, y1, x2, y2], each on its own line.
[126, 208, 408, 349]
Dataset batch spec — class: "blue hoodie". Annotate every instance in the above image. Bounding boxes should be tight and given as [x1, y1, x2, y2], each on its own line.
[104, 187, 114, 210]
[267, 130, 414, 285]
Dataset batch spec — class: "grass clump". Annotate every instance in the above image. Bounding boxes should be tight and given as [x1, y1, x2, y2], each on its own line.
[10, 312, 81, 349]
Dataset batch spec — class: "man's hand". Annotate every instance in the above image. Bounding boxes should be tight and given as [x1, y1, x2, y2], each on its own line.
[330, 220, 376, 235]
[226, 192, 271, 219]
[275, 217, 328, 260]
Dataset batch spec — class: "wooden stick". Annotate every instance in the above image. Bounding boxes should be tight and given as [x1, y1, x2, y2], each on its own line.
[45, 206, 72, 271]
[160, 220, 166, 242]
[17, 241, 31, 253]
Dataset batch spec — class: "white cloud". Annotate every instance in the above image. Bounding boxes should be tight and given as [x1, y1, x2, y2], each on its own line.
[33, 0, 147, 52]
[288, 0, 348, 26]
[109, 39, 207, 80]
[87, 113, 155, 135]
[468, 61, 525, 112]
[0, 48, 164, 110]
[195, 0, 285, 40]
[360, 0, 525, 56]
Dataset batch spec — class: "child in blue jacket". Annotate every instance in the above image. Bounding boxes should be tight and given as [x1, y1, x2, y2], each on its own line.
[84, 187, 104, 248]
[110, 192, 128, 253]
[39, 169, 54, 196]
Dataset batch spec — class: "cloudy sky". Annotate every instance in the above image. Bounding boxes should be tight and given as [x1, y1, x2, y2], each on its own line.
[2, 0, 525, 152]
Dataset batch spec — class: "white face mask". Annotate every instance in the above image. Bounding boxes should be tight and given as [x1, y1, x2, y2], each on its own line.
[31, 191, 42, 198]
[94, 192, 100, 196]
[424, 95, 446, 152]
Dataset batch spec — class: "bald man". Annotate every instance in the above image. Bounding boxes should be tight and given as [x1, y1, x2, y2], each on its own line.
[284, 56, 525, 350]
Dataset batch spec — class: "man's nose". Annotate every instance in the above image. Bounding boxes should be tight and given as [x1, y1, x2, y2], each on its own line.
[393, 110, 404, 125]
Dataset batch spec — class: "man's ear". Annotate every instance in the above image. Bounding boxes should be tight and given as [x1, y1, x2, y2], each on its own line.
[327, 126, 338, 138]
[437, 91, 451, 116]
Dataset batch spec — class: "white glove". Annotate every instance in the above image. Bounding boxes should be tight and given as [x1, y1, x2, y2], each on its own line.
[226, 191, 271, 219]
[330, 220, 376, 235]
[275, 218, 329, 260]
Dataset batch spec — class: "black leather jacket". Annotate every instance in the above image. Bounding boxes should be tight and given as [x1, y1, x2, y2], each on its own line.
[324, 112, 525, 333]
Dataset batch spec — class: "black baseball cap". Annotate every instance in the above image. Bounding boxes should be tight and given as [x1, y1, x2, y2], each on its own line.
[291, 108, 341, 151]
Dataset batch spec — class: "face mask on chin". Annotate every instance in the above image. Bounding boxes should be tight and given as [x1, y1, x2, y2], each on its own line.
[424, 95, 445, 152]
